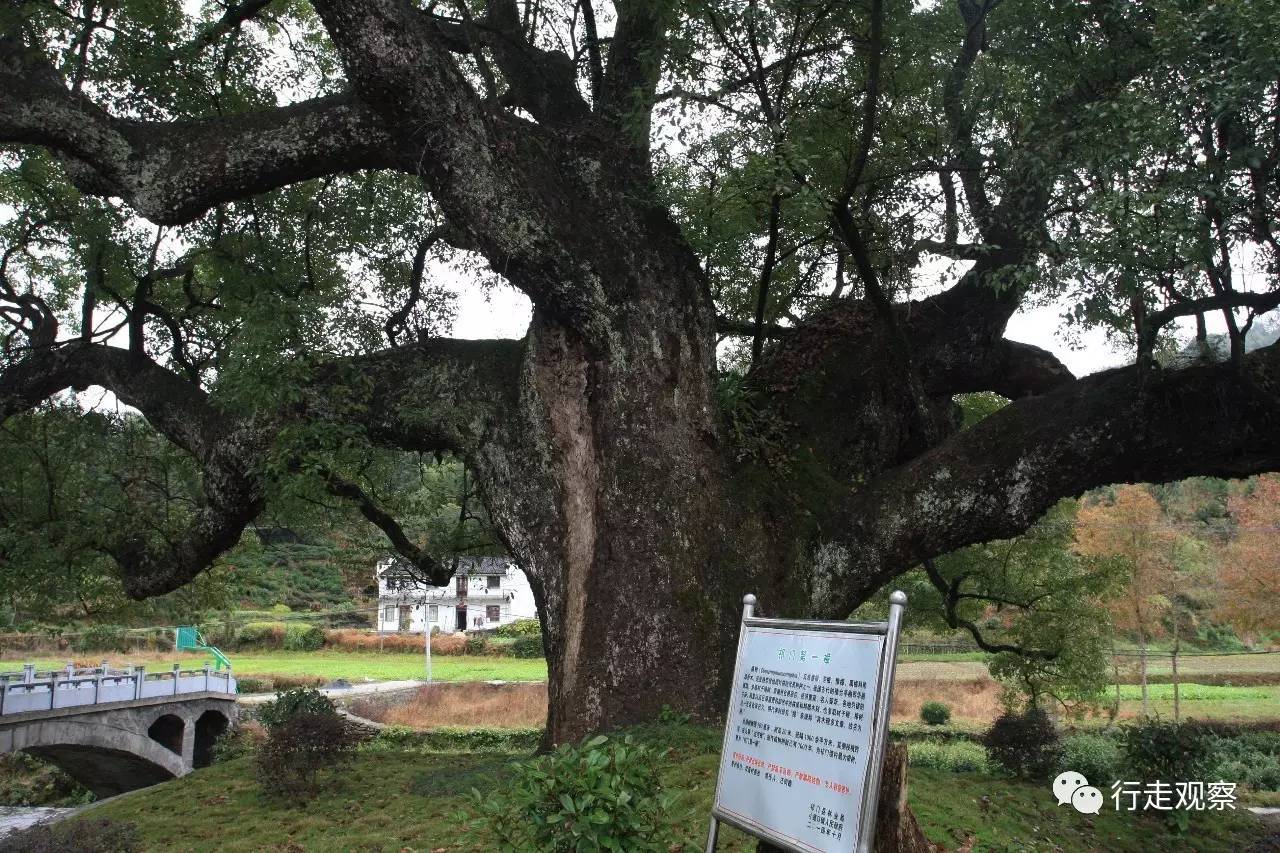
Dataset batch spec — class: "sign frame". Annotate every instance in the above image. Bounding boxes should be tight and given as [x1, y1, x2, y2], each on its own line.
[705, 591, 907, 853]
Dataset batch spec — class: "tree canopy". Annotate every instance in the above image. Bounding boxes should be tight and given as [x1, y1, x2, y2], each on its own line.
[1, 0, 1278, 743]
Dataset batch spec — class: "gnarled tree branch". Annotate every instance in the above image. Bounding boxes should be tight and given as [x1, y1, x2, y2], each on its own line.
[0, 34, 398, 225]
[820, 341, 1280, 613]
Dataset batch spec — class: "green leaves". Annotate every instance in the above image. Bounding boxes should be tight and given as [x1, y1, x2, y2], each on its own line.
[470, 734, 679, 852]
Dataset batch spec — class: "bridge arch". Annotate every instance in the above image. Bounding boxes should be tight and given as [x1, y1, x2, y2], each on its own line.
[148, 713, 185, 755]
[193, 709, 229, 769]
[15, 720, 186, 798]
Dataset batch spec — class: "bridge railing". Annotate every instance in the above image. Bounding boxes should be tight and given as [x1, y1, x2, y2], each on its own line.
[0, 662, 237, 716]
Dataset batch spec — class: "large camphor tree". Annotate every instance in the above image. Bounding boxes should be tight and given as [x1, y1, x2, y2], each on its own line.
[1, 0, 1278, 748]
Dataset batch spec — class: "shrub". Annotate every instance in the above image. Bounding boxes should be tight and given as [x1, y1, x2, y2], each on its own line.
[510, 636, 545, 659]
[255, 712, 355, 801]
[256, 687, 338, 731]
[236, 677, 272, 695]
[464, 634, 489, 655]
[495, 619, 541, 638]
[0, 752, 93, 807]
[212, 721, 265, 764]
[473, 735, 676, 851]
[920, 701, 951, 726]
[0, 818, 139, 853]
[658, 704, 690, 725]
[1060, 733, 1123, 785]
[271, 603, 292, 614]
[1203, 732, 1280, 792]
[237, 621, 285, 649]
[908, 739, 989, 773]
[73, 624, 127, 653]
[983, 706, 1061, 779]
[1120, 719, 1211, 783]
[283, 622, 324, 651]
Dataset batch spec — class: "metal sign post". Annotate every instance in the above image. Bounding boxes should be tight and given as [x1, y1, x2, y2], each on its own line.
[706, 591, 907, 853]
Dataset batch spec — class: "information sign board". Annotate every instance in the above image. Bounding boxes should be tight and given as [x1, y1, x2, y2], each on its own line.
[706, 592, 906, 853]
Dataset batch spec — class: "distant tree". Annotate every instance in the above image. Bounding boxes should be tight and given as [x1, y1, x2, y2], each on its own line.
[1075, 485, 1198, 715]
[0, 404, 234, 625]
[890, 500, 1126, 711]
[1217, 475, 1280, 640]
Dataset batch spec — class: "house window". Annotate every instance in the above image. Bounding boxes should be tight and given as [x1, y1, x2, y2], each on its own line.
[428, 605, 438, 620]
[487, 575, 501, 590]
[486, 605, 500, 621]
[384, 606, 395, 622]
[456, 575, 467, 597]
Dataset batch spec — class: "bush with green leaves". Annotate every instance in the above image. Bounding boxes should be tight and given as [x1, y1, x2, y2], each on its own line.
[1120, 719, 1211, 783]
[0, 752, 94, 807]
[283, 622, 324, 651]
[982, 707, 1061, 779]
[1204, 731, 1280, 791]
[235, 676, 272, 694]
[236, 621, 285, 649]
[255, 687, 338, 731]
[1060, 733, 1123, 785]
[211, 723, 265, 764]
[907, 739, 989, 773]
[464, 634, 489, 655]
[919, 701, 951, 726]
[495, 619, 541, 638]
[511, 636, 545, 659]
[73, 623, 128, 653]
[255, 711, 355, 801]
[420, 726, 542, 754]
[362, 724, 421, 752]
[473, 734, 676, 851]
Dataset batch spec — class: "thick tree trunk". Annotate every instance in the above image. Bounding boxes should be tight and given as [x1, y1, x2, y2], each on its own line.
[470, 255, 756, 745]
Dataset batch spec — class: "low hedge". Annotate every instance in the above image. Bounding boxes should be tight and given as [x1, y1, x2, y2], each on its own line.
[361, 725, 543, 754]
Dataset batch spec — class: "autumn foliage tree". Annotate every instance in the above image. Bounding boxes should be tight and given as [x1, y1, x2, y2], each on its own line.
[1217, 475, 1280, 640]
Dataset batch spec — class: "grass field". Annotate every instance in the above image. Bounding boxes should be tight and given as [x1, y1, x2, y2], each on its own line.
[60, 724, 1268, 852]
[0, 651, 548, 683]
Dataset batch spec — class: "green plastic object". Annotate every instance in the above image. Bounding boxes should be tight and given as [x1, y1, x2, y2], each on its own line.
[175, 626, 231, 671]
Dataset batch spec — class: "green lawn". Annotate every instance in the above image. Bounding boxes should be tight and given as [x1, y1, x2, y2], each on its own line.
[1114, 683, 1280, 723]
[63, 724, 1267, 852]
[0, 651, 547, 683]
[227, 650, 546, 682]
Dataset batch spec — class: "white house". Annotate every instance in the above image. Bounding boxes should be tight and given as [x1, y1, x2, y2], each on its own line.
[375, 556, 537, 634]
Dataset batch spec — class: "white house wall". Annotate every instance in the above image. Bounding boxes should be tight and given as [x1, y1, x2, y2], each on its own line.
[375, 561, 537, 634]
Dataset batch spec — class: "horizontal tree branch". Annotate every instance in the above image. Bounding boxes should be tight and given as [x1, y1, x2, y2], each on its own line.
[0, 35, 398, 224]
[821, 341, 1280, 612]
[1142, 290, 1280, 351]
[0, 335, 523, 596]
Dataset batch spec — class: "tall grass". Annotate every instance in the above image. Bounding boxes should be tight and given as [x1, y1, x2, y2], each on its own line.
[322, 629, 469, 655]
[352, 682, 548, 729]
[891, 677, 1002, 722]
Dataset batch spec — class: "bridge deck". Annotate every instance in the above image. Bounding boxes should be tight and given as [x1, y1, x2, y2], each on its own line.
[0, 664, 236, 717]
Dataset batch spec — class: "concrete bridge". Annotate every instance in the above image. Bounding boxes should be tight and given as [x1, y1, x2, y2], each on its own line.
[0, 664, 238, 796]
